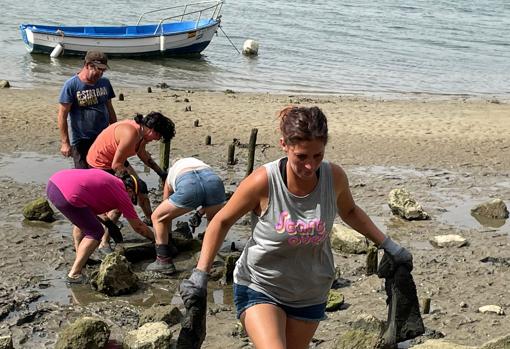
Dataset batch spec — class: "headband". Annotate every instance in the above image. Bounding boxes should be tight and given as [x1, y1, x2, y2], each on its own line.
[129, 175, 138, 195]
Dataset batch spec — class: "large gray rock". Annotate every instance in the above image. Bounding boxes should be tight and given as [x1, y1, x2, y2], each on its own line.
[23, 197, 55, 222]
[90, 252, 138, 296]
[471, 199, 509, 219]
[330, 224, 369, 254]
[55, 317, 110, 349]
[388, 188, 429, 220]
[138, 304, 183, 327]
[333, 313, 384, 349]
[0, 335, 13, 349]
[123, 322, 172, 349]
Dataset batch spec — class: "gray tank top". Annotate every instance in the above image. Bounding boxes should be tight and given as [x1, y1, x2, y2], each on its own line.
[233, 159, 338, 306]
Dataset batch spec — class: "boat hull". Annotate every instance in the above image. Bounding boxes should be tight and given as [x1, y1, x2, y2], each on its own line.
[19, 21, 220, 57]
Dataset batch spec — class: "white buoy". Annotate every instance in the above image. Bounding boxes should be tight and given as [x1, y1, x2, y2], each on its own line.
[242, 39, 259, 56]
[50, 43, 64, 58]
[160, 35, 165, 52]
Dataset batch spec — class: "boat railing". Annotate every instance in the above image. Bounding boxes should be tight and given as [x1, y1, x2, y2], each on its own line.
[136, 0, 223, 34]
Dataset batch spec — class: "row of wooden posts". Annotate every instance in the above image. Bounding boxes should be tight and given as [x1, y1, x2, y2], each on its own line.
[158, 126, 259, 178]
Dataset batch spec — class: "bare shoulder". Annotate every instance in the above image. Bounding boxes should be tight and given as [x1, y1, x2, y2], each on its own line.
[116, 122, 138, 140]
[237, 166, 269, 196]
[328, 162, 349, 193]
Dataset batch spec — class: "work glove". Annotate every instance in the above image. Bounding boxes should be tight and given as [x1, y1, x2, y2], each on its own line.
[180, 268, 209, 304]
[188, 211, 203, 228]
[103, 219, 124, 243]
[380, 236, 413, 270]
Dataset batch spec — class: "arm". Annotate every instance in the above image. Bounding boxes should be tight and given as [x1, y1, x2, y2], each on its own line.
[196, 166, 268, 273]
[332, 163, 386, 246]
[137, 144, 167, 179]
[58, 103, 72, 157]
[126, 217, 155, 241]
[106, 99, 117, 124]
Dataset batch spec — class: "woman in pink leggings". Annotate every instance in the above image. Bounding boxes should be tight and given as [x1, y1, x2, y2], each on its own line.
[47, 169, 154, 283]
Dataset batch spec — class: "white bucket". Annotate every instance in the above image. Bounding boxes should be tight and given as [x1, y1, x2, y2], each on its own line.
[50, 43, 64, 58]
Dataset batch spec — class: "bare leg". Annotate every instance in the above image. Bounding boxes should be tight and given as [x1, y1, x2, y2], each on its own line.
[72, 226, 84, 252]
[241, 304, 319, 349]
[203, 203, 224, 223]
[151, 200, 190, 244]
[241, 304, 287, 349]
[69, 237, 100, 277]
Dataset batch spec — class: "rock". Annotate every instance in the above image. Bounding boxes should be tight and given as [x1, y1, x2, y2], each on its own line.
[90, 252, 138, 296]
[480, 334, 510, 349]
[123, 322, 172, 349]
[471, 199, 509, 219]
[478, 305, 505, 315]
[22, 197, 55, 222]
[138, 305, 183, 327]
[325, 290, 344, 312]
[0, 80, 10, 88]
[411, 339, 475, 349]
[429, 234, 468, 248]
[242, 39, 259, 56]
[0, 335, 13, 349]
[333, 314, 384, 349]
[330, 224, 369, 254]
[388, 188, 429, 220]
[54, 317, 110, 349]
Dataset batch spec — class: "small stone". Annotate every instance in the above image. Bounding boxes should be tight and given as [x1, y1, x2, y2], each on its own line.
[478, 305, 504, 315]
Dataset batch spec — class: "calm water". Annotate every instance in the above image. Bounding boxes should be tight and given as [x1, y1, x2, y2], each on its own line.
[2, 0, 510, 97]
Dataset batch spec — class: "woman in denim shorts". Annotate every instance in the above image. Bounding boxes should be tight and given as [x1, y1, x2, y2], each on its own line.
[147, 157, 225, 274]
[179, 106, 413, 349]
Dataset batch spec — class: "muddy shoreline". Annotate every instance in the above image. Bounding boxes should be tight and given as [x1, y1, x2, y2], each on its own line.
[0, 87, 509, 347]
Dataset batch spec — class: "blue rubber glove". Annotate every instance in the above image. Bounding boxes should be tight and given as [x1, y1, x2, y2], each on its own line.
[180, 268, 208, 304]
[380, 236, 413, 269]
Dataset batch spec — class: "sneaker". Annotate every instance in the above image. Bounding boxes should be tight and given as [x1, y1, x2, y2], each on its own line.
[146, 257, 177, 274]
[66, 274, 87, 285]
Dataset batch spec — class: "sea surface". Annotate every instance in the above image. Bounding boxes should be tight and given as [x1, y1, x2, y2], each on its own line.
[2, 0, 510, 98]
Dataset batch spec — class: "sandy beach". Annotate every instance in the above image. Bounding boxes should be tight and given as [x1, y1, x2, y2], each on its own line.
[0, 86, 509, 348]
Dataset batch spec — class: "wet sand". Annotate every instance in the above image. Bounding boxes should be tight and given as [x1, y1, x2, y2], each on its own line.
[0, 87, 509, 348]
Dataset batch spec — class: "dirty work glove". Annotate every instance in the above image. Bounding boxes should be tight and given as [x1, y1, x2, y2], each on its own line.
[180, 268, 209, 304]
[188, 211, 203, 228]
[103, 219, 123, 243]
[380, 236, 413, 269]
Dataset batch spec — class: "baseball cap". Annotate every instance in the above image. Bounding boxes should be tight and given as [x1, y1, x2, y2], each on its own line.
[84, 50, 109, 69]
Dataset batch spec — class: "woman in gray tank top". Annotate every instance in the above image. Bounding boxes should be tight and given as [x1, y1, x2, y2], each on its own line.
[179, 106, 413, 349]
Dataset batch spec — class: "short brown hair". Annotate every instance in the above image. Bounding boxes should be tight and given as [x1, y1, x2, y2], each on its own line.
[278, 106, 328, 145]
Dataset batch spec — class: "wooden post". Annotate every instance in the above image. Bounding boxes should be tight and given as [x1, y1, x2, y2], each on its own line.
[245, 128, 258, 178]
[227, 142, 236, 165]
[422, 298, 431, 314]
[194, 119, 200, 127]
[147, 87, 152, 93]
[205, 135, 211, 145]
[159, 140, 171, 182]
[366, 245, 378, 276]
[118, 93, 124, 101]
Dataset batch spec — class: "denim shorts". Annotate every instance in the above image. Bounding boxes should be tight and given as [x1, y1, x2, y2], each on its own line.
[169, 168, 225, 209]
[233, 283, 327, 322]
